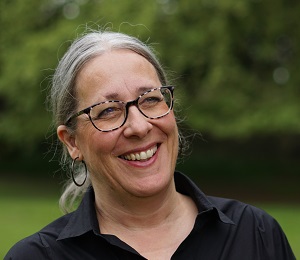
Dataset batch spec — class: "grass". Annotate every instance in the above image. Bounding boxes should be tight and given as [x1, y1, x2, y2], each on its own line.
[0, 176, 62, 258]
[0, 179, 299, 259]
[0, 196, 62, 258]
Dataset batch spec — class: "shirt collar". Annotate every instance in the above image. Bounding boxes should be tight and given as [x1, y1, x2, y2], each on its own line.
[174, 171, 234, 225]
[58, 171, 234, 240]
[57, 187, 99, 240]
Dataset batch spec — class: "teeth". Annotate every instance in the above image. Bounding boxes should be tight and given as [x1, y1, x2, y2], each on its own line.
[147, 149, 153, 158]
[121, 146, 157, 161]
[140, 152, 147, 160]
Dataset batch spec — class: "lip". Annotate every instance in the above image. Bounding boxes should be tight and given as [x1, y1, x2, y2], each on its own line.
[119, 143, 159, 156]
[118, 143, 160, 165]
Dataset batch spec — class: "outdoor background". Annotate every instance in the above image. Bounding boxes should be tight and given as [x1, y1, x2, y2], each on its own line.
[0, 0, 299, 258]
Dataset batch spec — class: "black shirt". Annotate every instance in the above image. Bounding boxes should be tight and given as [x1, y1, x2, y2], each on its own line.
[5, 172, 295, 259]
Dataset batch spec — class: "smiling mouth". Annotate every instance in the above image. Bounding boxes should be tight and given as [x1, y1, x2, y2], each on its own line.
[119, 145, 158, 161]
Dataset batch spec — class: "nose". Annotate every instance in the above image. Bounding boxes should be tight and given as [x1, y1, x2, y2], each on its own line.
[122, 106, 153, 138]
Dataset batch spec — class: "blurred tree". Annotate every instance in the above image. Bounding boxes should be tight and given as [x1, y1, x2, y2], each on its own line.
[0, 0, 300, 156]
[153, 0, 300, 138]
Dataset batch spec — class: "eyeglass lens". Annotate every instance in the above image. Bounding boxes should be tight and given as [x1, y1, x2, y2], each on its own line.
[89, 87, 173, 131]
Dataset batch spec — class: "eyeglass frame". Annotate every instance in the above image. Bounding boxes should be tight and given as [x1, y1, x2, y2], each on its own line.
[65, 86, 175, 132]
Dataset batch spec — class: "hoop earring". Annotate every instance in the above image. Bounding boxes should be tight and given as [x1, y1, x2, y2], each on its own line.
[71, 156, 87, 187]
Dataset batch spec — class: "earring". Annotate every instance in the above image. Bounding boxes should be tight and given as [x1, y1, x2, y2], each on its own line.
[71, 156, 87, 187]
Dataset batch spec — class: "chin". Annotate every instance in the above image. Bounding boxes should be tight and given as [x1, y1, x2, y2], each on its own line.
[127, 173, 174, 198]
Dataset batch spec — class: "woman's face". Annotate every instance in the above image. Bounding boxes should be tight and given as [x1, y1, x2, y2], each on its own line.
[59, 50, 178, 199]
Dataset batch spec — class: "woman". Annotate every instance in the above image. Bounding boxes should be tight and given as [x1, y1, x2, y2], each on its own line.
[5, 30, 295, 259]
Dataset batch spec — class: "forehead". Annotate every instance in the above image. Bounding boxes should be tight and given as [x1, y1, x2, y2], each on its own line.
[75, 50, 161, 104]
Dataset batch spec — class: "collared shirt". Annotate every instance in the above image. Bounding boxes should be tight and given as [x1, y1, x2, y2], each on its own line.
[5, 172, 295, 260]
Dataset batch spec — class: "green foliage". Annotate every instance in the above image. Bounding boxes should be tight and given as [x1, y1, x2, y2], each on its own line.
[1, 0, 300, 153]
[153, 0, 300, 138]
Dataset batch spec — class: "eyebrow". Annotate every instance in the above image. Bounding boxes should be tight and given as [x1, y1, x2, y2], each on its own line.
[103, 86, 155, 101]
[104, 92, 119, 100]
[137, 86, 154, 94]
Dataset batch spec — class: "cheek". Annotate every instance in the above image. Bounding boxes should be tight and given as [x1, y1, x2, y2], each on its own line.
[76, 125, 118, 159]
[164, 113, 178, 138]
[158, 113, 179, 152]
[80, 131, 120, 182]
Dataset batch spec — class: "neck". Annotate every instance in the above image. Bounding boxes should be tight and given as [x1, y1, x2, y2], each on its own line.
[94, 179, 183, 231]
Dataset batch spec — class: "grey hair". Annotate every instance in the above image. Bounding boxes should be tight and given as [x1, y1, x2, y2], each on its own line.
[50, 30, 172, 213]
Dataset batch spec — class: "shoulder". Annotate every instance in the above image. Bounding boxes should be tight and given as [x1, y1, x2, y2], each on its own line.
[207, 196, 295, 259]
[4, 213, 72, 260]
[208, 195, 266, 217]
[4, 233, 50, 260]
[208, 196, 277, 227]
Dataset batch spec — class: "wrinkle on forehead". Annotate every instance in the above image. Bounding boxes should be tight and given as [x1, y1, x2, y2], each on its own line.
[74, 50, 161, 106]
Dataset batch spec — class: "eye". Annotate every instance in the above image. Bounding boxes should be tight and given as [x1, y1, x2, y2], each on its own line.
[146, 96, 163, 103]
[140, 95, 163, 108]
[91, 102, 124, 120]
[99, 107, 119, 118]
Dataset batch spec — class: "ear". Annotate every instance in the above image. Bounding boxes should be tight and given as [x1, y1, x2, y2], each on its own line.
[57, 125, 81, 159]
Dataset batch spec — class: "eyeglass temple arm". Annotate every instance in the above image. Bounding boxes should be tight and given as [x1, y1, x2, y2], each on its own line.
[65, 108, 91, 125]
